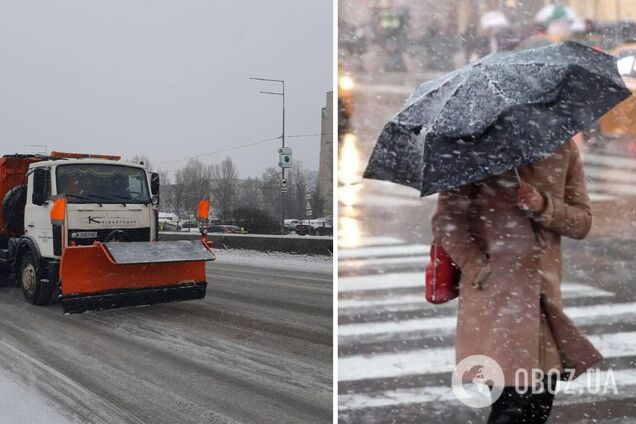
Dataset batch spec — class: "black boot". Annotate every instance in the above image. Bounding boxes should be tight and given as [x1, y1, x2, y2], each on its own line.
[487, 387, 534, 424]
[487, 377, 556, 424]
[524, 376, 556, 424]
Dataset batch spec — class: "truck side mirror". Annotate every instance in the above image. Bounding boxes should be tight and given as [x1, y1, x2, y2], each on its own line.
[150, 172, 160, 195]
[32, 168, 50, 206]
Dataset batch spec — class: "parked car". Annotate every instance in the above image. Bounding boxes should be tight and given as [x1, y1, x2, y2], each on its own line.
[284, 219, 301, 231]
[180, 220, 198, 232]
[295, 218, 333, 236]
[158, 212, 180, 231]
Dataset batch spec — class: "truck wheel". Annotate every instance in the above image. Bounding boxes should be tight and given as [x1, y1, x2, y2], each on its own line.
[19, 252, 52, 306]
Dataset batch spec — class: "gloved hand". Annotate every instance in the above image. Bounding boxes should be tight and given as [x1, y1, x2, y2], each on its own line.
[517, 182, 546, 214]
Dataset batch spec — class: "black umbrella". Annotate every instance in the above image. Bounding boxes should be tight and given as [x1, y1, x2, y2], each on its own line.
[363, 41, 631, 196]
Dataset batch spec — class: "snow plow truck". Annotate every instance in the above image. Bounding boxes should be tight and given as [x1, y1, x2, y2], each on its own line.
[0, 152, 215, 313]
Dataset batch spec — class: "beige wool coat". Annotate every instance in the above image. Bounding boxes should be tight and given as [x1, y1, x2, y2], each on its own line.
[432, 139, 602, 386]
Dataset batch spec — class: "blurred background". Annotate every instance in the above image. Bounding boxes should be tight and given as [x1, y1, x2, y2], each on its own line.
[338, 1, 636, 423]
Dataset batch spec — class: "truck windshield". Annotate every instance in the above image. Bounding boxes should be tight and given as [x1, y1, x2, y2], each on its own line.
[56, 164, 151, 204]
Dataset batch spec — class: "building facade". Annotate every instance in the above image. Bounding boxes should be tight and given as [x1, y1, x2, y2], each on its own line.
[318, 91, 334, 216]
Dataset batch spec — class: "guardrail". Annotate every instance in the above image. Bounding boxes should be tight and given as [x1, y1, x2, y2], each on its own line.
[159, 232, 333, 256]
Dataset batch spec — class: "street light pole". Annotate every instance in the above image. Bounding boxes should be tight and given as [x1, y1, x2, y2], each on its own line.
[250, 77, 286, 235]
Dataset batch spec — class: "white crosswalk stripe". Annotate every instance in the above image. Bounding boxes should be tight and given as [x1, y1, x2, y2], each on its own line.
[584, 165, 636, 184]
[339, 271, 424, 292]
[339, 236, 406, 248]
[340, 369, 636, 411]
[339, 255, 428, 272]
[582, 152, 636, 170]
[572, 150, 636, 201]
[339, 268, 614, 296]
[339, 244, 430, 260]
[339, 331, 636, 382]
[340, 301, 631, 339]
[587, 181, 636, 196]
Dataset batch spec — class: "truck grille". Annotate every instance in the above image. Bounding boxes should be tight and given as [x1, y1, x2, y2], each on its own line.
[68, 228, 151, 245]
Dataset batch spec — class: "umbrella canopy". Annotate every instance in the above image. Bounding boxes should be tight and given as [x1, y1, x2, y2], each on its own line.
[363, 41, 631, 196]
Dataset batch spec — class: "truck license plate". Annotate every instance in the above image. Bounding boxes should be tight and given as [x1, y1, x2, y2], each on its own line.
[75, 231, 98, 239]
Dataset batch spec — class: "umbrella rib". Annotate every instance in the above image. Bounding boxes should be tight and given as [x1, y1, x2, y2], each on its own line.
[427, 65, 510, 136]
[400, 70, 467, 117]
[426, 70, 479, 133]
[480, 66, 513, 106]
[425, 90, 460, 136]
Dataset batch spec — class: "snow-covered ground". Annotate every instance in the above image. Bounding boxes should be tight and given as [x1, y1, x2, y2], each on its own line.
[0, 371, 70, 424]
[213, 248, 333, 274]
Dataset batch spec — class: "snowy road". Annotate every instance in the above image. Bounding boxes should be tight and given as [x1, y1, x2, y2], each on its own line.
[0, 251, 332, 424]
[338, 74, 636, 423]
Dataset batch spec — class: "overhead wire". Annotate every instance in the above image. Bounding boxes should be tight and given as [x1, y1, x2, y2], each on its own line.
[156, 132, 328, 171]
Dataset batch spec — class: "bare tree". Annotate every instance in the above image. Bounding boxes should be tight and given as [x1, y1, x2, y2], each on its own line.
[210, 157, 239, 222]
[305, 170, 324, 218]
[156, 170, 176, 213]
[260, 167, 282, 219]
[237, 177, 263, 210]
[158, 170, 171, 186]
[173, 158, 211, 219]
[289, 161, 309, 219]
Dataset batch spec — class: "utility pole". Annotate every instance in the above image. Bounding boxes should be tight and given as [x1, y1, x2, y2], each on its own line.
[250, 77, 287, 235]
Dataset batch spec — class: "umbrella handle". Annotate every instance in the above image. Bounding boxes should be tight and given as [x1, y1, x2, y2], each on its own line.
[514, 167, 547, 248]
[514, 168, 534, 218]
[513, 168, 523, 186]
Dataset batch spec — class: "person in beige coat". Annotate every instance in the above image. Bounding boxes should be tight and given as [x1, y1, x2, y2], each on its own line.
[432, 139, 602, 423]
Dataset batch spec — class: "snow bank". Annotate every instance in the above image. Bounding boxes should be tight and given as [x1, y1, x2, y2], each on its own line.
[213, 248, 333, 274]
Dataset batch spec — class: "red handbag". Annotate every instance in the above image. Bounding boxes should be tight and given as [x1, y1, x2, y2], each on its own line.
[425, 243, 460, 304]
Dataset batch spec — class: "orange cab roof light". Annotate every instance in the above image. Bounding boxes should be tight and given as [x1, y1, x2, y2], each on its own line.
[50, 197, 67, 225]
[50, 151, 121, 161]
[197, 199, 210, 222]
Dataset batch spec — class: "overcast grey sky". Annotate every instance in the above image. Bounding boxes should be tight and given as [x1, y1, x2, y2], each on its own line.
[0, 1, 332, 178]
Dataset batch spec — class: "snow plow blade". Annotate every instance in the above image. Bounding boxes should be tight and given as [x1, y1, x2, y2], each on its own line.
[59, 240, 215, 314]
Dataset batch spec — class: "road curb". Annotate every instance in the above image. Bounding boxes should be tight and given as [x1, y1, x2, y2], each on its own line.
[159, 232, 333, 255]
